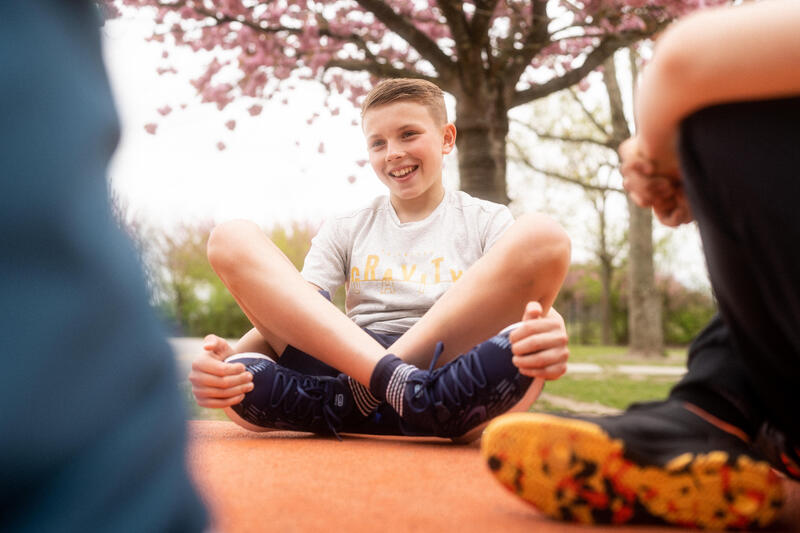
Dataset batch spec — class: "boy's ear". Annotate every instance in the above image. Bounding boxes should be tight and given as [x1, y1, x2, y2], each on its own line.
[442, 123, 457, 154]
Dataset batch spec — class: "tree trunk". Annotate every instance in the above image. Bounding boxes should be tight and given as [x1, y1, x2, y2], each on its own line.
[603, 53, 663, 356]
[595, 194, 613, 345]
[454, 95, 510, 205]
[600, 257, 613, 344]
[627, 198, 663, 356]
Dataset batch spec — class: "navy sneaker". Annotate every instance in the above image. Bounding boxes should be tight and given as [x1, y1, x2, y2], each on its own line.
[223, 353, 360, 439]
[399, 325, 535, 440]
[482, 400, 784, 529]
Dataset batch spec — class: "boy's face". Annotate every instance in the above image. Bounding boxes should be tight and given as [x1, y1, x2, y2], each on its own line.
[362, 101, 455, 213]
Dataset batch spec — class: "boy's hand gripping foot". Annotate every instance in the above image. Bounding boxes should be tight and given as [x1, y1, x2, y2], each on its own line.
[222, 353, 359, 439]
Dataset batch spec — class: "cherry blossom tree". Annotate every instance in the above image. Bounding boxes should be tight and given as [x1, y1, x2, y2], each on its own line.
[111, 0, 722, 204]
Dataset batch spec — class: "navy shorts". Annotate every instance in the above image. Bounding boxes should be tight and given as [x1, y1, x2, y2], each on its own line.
[276, 290, 402, 377]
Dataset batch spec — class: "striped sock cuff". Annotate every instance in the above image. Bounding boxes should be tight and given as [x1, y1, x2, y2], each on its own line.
[386, 364, 416, 417]
[348, 376, 381, 417]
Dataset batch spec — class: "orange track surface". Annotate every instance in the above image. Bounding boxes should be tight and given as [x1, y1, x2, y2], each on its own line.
[188, 421, 800, 532]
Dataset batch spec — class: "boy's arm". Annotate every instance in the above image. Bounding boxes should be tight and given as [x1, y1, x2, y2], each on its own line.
[636, 0, 800, 172]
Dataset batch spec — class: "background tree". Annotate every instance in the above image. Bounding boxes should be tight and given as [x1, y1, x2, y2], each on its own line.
[111, 0, 721, 203]
[510, 51, 663, 355]
[111, 204, 326, 338]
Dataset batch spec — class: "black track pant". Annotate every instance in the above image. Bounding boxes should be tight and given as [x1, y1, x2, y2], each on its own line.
[669, 97, 800, 444]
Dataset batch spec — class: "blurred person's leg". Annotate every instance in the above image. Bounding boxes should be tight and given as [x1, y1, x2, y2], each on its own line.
[0, 1, 206, 531]
[677, 97, 800, 443]
[481, 98, 800, 529]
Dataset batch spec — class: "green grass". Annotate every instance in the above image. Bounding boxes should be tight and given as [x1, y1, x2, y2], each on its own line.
[568, 344, 688, 367]
[537, 344, 687, 413]
[541, 374, 680, 411]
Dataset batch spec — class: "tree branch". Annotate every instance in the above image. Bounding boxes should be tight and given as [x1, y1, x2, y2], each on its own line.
[510, 31, 646, 108]
[469, 0, 500, 47]
[600, 54, 630, 149]
[512, 117, 615, 150]
[502, 0, 550, 84]
[171, 2, 302, 38]
[314, 12, 380, 64]
[325, 58, 437, 83]
[436, 0, 472, 50]
[510, 143, 624, 194]
[354, 0, 456, 80]
[568, 87, 611, 138]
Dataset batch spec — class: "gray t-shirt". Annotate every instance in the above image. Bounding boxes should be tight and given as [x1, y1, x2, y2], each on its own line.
[301, 190, 514, 334]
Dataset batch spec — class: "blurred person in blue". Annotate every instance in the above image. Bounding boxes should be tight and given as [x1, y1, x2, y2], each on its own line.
[0, 1, 207, 531]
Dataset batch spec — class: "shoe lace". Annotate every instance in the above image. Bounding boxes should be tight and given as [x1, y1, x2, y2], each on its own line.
[405, 342, 488, 415]
[269, 371, 343, 440]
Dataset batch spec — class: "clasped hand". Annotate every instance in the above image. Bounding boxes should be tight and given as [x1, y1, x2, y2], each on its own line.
[619, 136, 694, 227]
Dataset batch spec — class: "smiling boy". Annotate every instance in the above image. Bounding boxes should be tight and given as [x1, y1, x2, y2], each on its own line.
[190, 79, 571, 440]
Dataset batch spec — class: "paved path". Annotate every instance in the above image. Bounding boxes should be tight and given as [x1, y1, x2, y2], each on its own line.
[188, 420, 800, 532]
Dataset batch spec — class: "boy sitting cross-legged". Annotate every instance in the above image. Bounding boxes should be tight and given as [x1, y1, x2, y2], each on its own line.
[189, 78, 572, 441]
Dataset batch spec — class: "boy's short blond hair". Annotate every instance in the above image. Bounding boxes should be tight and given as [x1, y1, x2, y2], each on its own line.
[361, 78, 448, 125]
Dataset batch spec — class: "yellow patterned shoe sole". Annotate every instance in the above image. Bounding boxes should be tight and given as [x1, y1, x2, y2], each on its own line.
[481, 412, 784, 529]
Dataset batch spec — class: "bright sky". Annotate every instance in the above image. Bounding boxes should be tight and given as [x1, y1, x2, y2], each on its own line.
[100, 11, 710, 290]
[101, 13, 461, 232]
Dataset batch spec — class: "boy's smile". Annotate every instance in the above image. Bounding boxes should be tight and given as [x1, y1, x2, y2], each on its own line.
[388, 165, 418, 179]
[362, 101, 456, 222]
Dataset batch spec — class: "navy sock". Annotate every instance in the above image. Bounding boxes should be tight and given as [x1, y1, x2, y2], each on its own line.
[347, 376, 380, 416]
[369, 354, 418, 416]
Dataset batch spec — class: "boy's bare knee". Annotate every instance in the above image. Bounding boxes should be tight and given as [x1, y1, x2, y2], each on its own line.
[514, 213, 571, 269]
[207, 219, 262, 272]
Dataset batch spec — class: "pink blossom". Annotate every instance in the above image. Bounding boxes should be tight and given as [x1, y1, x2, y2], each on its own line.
[157, 105, 172, 116]
[225, 119, 236, 130]
[119, 0, 707, 141]
[217, 141, 226, 151]
[144, 123, 157, 135]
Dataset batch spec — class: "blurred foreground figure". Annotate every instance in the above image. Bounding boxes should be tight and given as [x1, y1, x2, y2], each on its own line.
[0, 1, 207, 531]
[482, 0, 800, 529]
